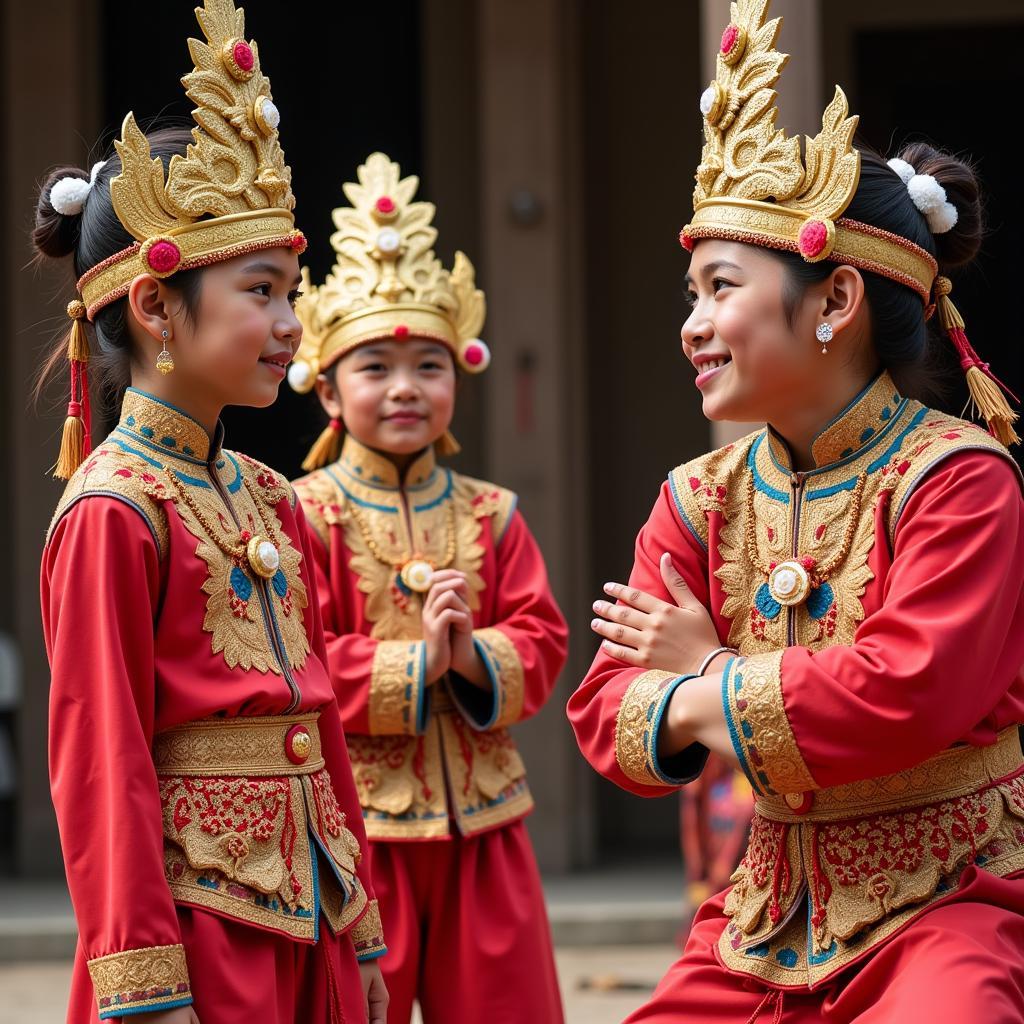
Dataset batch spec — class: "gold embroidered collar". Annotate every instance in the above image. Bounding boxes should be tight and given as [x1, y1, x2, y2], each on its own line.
[334, 434, 438, 492]
[766, 372, 906, 472]
[116, 388, 220, 465]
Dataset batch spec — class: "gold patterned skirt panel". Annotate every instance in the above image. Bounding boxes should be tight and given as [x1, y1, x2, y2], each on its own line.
[719, 731, 1024, 988]
[155, 716, 363, 941]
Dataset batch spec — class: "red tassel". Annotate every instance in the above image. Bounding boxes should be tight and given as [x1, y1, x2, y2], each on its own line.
[52, 300, 93, 479]
[935, 278, 1019, 446]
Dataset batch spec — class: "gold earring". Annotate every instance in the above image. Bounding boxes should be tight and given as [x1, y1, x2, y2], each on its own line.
[156, 329, 175, 374]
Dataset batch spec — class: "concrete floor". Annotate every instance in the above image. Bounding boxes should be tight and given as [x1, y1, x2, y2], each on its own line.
[0, 945, 681, 1024]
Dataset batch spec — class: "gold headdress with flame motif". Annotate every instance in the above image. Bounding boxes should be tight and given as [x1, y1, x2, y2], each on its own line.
[287, 152, 489, 400]
[682, 0, 936, 304]
[77, 0, 305, 320]
[683, 0, 1018, 444]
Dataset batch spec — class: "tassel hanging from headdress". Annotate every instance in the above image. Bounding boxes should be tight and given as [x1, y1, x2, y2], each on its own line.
[934, 277, 1019, 447]
[53, 299, 93, 480]
[301, 417, 344, 472]
[433, 429, 461, 457]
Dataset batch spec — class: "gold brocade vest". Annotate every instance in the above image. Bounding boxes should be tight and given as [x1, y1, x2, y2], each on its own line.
[295, 436, 531, 840]
[668, 372, 1024, 988]
[47, 389, 375, 945]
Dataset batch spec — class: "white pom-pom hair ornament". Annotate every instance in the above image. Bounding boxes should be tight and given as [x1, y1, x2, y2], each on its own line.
[886, 158, 958, 235]
[49, 161, 107, 217]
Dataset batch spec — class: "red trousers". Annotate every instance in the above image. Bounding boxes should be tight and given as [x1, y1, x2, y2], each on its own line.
[628, 867, 1024, 1023]
[369, 821, 563, 1024]
[66, 906, 365, 1023]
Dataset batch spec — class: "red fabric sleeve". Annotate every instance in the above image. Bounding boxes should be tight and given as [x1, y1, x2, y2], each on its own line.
[42, 497, 184, 964]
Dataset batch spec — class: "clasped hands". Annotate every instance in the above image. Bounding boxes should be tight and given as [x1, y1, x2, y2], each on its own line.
[421, 569, 486, 688]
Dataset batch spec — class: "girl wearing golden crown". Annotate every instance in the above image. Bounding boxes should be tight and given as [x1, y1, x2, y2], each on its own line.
[35, 3, 388, 1022]
[570, 0, 1024, 1019]
[286, 153, 568, 1024]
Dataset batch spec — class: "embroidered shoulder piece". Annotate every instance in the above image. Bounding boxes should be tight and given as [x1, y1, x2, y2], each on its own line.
[668, 430, 761, 551]
[880, 410, 1022, 536]
[454, 474, 517, 543]
[47, 441, 171, 556]
[292, 468, 341, 547]
[233, 450, 295, 509]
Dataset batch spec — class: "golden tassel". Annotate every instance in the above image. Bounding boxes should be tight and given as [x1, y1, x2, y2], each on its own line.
[964, 367, 1020, 447]
[301, 418, 343, 471]
[53, 406, 86, 480]
[434, 429, 461, 456]
[934, 277, 1019, 447]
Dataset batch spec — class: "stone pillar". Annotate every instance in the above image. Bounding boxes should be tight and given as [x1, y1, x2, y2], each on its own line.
[476, 0, 592, 870]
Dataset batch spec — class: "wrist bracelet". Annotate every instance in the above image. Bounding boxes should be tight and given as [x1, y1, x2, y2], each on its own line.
[697, 645, 738, 676]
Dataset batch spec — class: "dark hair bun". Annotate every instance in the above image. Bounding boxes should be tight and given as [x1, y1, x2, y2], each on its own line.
[33, 165, 90, 261]
[897, 141, 982, 271]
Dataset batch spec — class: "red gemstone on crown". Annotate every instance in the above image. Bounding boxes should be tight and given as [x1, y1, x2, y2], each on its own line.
[798, 220, 829, 259]
[721, 24, 739, 54]
[680, 229, 694, 253]
[394, 324, 409, 339]
[464, 342, 486, 366]
[289, 231, 307, 252]
[233, 41, 254, 72]
[376, 196, 396, 215]
[147, 240, 181, 274]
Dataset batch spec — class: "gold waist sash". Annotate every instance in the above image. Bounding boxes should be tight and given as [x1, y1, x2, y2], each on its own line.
[154, 713, 323, 777]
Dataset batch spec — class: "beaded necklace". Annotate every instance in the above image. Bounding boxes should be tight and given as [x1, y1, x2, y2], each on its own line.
[166, 468, 283, 580]
[345, 497, 457, 594]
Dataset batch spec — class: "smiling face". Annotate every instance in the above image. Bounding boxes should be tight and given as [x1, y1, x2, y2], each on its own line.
[136, 246, 304, 417]
[322, 339, 457, 457]
[682, 240, 831, 426]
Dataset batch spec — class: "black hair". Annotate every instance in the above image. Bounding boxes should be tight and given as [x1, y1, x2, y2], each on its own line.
[774, 139, 983, 401]
[33, 126, 204, 407]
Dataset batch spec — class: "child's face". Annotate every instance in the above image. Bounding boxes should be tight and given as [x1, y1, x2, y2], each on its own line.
[165, 247, 303, 411]
[325, 339, 456, 456]
[681, 239, 824, 426]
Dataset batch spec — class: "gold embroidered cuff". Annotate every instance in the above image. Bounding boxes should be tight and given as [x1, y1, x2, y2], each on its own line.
[369, 641, 427, 735]
[452, 627, 525, 730]
[88, 943, 192, 1019]
[722, 651, 816, 798]
[350, 898, 387, 960]
[614, 671, 705, 788]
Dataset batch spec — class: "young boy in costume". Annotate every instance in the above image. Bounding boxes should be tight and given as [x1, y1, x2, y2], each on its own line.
[288, 153, 568, 1024]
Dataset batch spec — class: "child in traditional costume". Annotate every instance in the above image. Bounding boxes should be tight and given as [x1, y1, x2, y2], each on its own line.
[287, 153, 568, 1024]
[570, 1, 1024, 1019]
[36, 3, 386, 1021]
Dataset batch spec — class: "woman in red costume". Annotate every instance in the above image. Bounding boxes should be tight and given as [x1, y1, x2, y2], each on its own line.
[569, 1, 1024, 1020]
[36, 3, 387, 1021]
[286, 153, 568, 1024]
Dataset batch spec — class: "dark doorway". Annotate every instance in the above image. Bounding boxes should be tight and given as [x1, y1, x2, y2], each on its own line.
[100, 0, 424, 478]
[854, 24, 1024, 470]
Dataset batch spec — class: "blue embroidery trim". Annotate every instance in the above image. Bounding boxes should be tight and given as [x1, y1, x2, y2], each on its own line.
[754, 582, 781, 620]
[272, 569, 288, 599]
[324, 467, 399, 513]
[413, 469, 454, 512]
[749, 435, 791, 503]
[230, 566, 253, 601]
[649, 674, 696, 784]
[806, 582, 834, 620]
[721, 658, 762, 797]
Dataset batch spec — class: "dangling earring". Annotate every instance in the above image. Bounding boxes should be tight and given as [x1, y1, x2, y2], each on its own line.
[815, 323, 833, 354]
[156, 329, 175, 374]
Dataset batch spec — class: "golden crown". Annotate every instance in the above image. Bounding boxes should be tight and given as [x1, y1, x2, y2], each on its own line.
[682, 0, 936, 303]
[287, 152, 489, 394]
[77, 0, 305, 319]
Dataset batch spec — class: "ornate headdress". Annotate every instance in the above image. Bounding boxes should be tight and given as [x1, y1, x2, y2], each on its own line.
[52, 0, 306, 478]
[682, 0, 1017, 443]
[288, 152, 489, 469]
